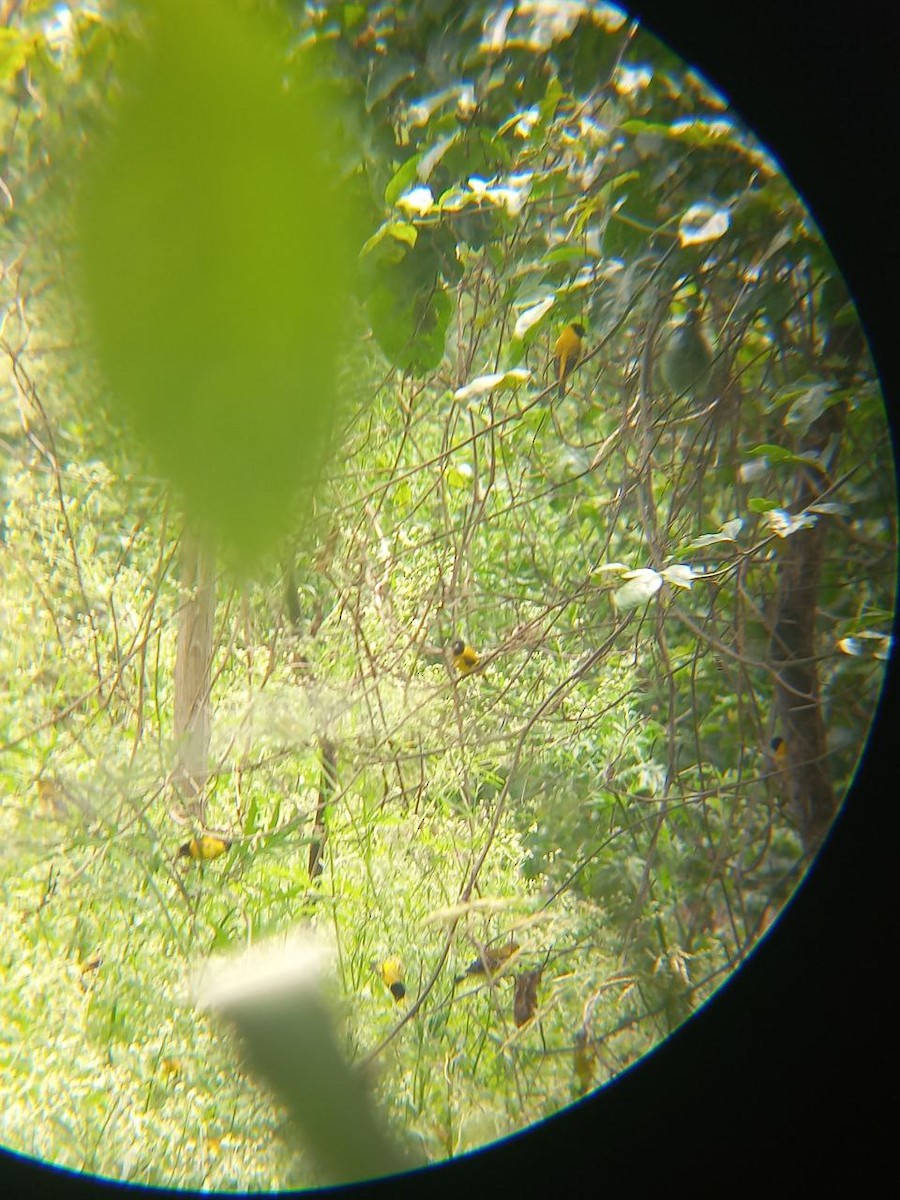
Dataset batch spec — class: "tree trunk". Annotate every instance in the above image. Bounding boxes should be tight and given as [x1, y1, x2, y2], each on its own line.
[173, 532, 215, 810]
[769, 283, 865, 852]
[770, 521, 835, 851]
[309, 736, 337, 880]
[285, 561, 338, 880]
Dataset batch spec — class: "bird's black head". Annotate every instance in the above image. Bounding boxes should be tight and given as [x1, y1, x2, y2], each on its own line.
[451, 639, 465, 655]
[572, 323, 586, 337]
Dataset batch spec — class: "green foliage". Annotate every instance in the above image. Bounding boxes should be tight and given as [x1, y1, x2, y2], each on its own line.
[1, 0, 895, 1191]
[75, 0, 361, 567]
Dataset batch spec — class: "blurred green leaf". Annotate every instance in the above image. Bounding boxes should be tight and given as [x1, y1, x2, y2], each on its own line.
[0, 27, 30, 80]
[76, 0, 355, 566]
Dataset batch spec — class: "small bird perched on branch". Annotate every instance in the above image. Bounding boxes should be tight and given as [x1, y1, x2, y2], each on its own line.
[379, 957, 406, 1002]
[554, 322, 586, 399]
[770, 736, 787, 766]
[451, 639, 480, 676]
[178, 834, 231, 862]
[454, 940, 519, 983]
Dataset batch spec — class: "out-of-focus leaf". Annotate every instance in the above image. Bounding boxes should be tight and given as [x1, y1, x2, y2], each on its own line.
[384, 154, 423, 206]
[76, 0, 356, 567]
[397, 185, 435, 216]
[454, 368, 531, 404]
[197, 934, 404, 1186]
[661, 564, 694, 589]
[783, 382, 835, 433]
[765, 509, 818, 538]
[366, 52, 417, 110]
[738, 457, 769, 483]
[360, 220, 418, 258]
[446, 462, 474, 489]
[677, 202, 730, 247]
[613, 568, 663, 611]
[513, 297, 554, 340]
[0, 28, 31, 80]
[687, 533, 725, 549]
[747, 496, 780, 513]
[837, 632, 892, 660]
[368, 262, 451, 374]
[745, 443, 806, 464]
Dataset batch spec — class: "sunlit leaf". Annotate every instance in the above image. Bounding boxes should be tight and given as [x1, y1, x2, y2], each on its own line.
[613, 568, 663, 610]
[513, 298, 554, 339]
[360, 220, 418, 257]
[837, 632, 892, 660]
[446, 462, 474, 488]
[661, 564, 694, 589]
[765, 509, 818, 538]
[454, 369, 531, 404]
[397, 186, 434, 216]
[739, 457, 769, 483]
[384, 155, 423, 206]
[678, 202, 730, 247]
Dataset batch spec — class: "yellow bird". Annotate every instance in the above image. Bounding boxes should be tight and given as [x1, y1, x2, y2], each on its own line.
[455, 939, 519, 983]
[36, 777, 69, 819]
[770, 736, 787, 766]
[451, 638, 480, 676]
[573, 1027, 595, 1096]
[380, 957, 406, 1002]
[554, 322, 586, 399]
[177, 834, 231, 862]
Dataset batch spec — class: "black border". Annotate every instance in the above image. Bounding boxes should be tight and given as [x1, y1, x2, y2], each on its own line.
[3, 4, 896, 1197]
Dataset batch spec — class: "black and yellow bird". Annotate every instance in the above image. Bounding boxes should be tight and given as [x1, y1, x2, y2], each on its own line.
[770, 736, 787, 766]
[451, 638, 480, 676]
[554, 322, 586, 399]
[177, 834, 231, 862]
[380, 957, 406, 1002]
[454, 940, 519, 984]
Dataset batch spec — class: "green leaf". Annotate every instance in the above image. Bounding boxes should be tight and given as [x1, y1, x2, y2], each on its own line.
[0, 28, 30, 81]
[360, 220, 418, 258]
[746, 443, 805, 464]
[75, 0, 357, 567]
[365, 53, 417, 110]
[385, 154, 423, 206]
[446, 463, 473, 489]
[368, 262, 451, 374]
[686, 532, 732, 550]
[783, 382, 835, 433]
[747, 496, 780, 513]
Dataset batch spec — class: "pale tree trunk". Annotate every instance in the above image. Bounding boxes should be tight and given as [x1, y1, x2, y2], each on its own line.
[174, 532, 215, 811]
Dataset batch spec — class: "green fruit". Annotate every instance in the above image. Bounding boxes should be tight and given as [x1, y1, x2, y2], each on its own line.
[660, 308, 714, 399]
